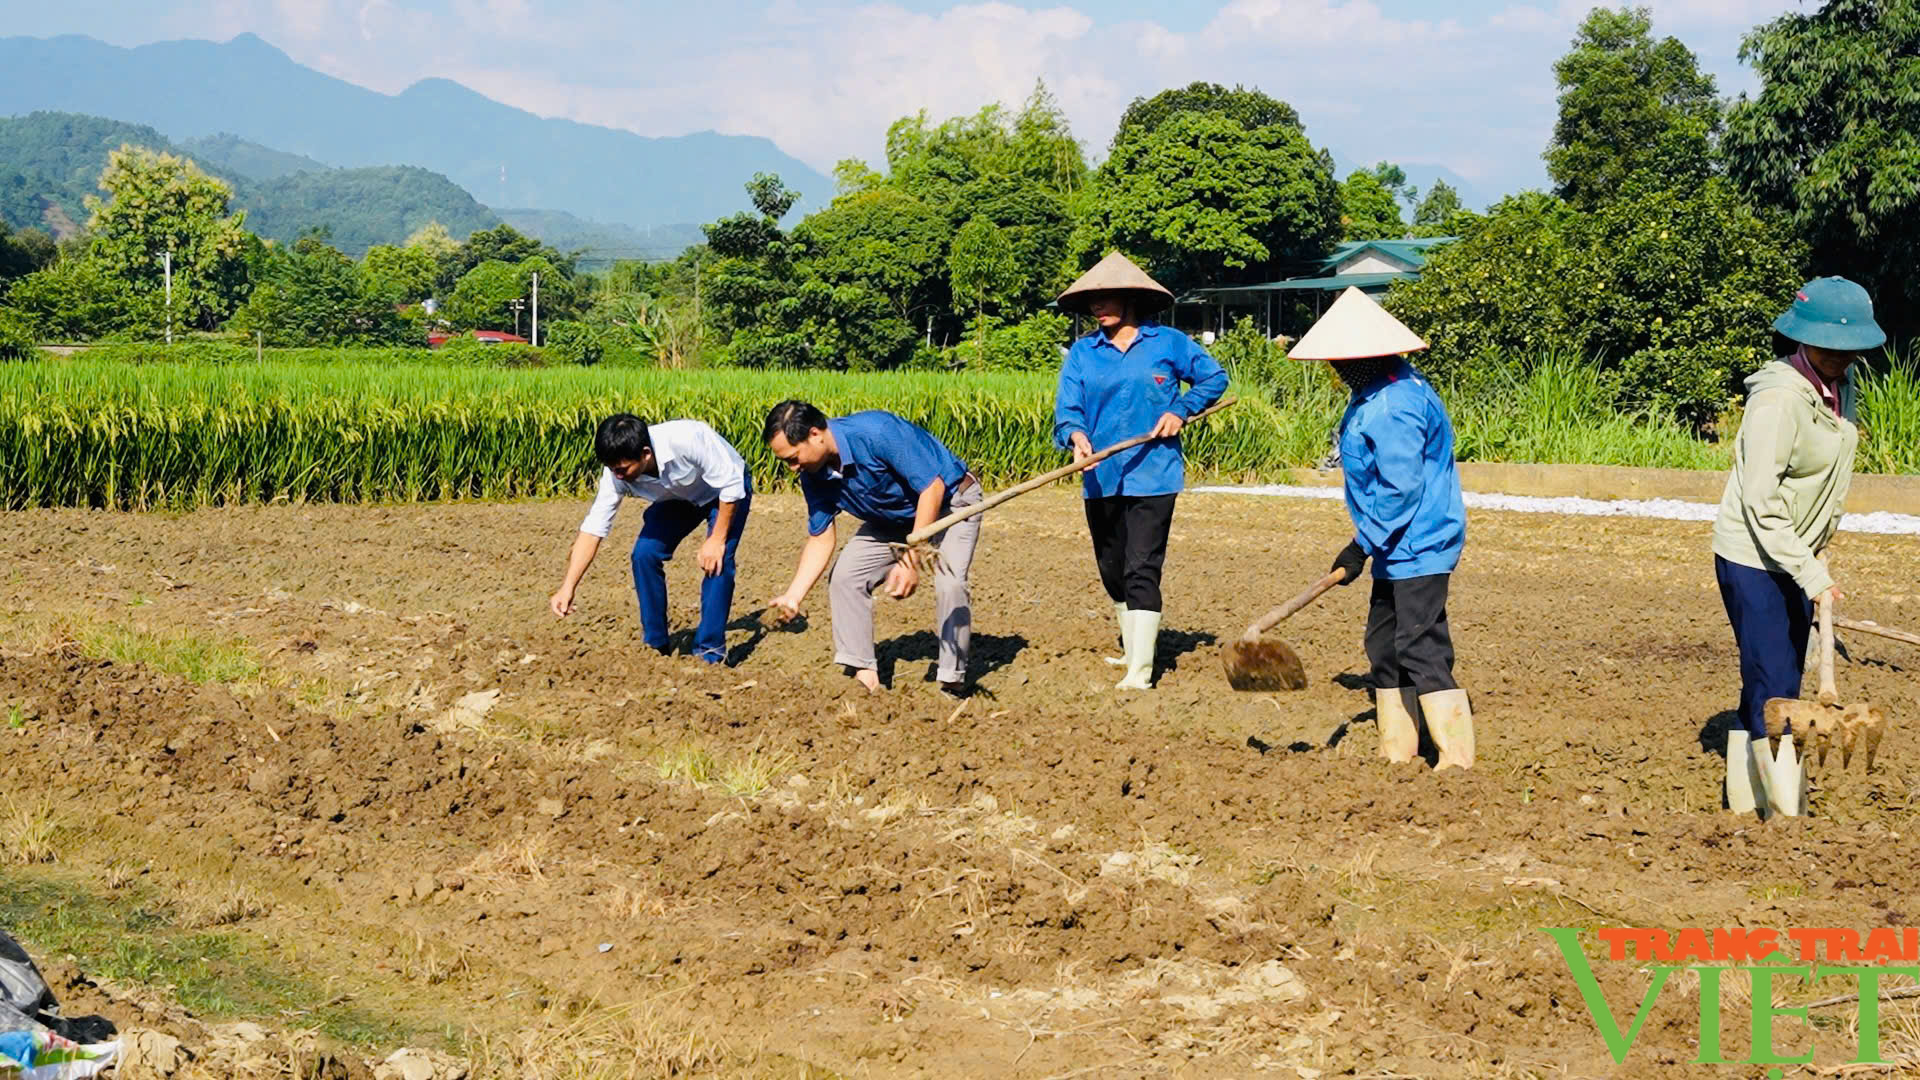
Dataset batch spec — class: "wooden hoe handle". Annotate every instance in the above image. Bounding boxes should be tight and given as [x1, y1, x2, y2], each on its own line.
[1818, 590, 1838, 705]
[902, 398, 1238, 546]
[1834, 617, 1920, 648]
[1242, 567, 1349, 640]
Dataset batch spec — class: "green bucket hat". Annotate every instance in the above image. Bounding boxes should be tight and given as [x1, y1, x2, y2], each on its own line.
[1772, 276, 1886, 352]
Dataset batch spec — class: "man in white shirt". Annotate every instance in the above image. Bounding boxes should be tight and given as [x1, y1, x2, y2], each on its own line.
[550, 414, 752, 664]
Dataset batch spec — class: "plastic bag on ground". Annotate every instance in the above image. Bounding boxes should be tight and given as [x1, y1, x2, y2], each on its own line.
[0, 933, 54, 1022]
[0, 1003, 117, 1079]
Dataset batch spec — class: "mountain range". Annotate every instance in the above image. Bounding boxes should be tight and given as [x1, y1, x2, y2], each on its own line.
[0, 112, 497, 253]
[0, 33, 833, 232]
[0, 30, 1487, 264]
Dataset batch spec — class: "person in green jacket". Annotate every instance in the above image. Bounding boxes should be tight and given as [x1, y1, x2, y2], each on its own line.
[1713, 276, 1884, 819]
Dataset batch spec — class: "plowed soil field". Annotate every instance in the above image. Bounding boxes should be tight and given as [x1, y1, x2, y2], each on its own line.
[3, 489, 1918, 1078]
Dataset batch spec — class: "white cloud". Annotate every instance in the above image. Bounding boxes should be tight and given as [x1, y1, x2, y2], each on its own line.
[118, 0, 1809, 199]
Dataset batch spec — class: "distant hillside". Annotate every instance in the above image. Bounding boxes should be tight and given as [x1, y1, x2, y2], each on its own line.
[0, 33, 831, 229]
[495, 209, 702, 266]
[0, 112, 170, 233]
[0, 111, 498, 250]
[178, 133, 328, 181]
[245, 165, 498, 252]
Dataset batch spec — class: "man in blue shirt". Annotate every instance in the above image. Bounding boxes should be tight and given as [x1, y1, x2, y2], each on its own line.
[1292, 287, 1474, 770]
[764, 400, 983, 696]
[1053, 251, 1228, 690]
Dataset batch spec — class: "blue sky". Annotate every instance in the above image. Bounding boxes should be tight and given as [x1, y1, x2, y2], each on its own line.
[0, 0, 1805, 199]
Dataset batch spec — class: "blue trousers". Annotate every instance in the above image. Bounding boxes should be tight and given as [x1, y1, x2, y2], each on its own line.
[1715, 555, 1812, 739]
[631, 487, 751, 663]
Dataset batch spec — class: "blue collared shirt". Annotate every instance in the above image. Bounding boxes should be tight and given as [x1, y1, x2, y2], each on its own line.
[1338, 358, 1466, 579]
[1052, 322, 1228, 498]
[800, 410, 969, 535]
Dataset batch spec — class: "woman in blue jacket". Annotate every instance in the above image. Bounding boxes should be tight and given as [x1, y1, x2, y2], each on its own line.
[1291, 287, 1473, 769]
[1052, 252, 1229, 690]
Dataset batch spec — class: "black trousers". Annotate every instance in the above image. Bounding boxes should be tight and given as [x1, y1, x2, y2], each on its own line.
[1364, 574, 1457, 696]
[1084, 494, 1177, 612]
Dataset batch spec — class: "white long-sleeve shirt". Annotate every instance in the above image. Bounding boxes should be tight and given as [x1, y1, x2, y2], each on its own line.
[578, 419, 750, 538]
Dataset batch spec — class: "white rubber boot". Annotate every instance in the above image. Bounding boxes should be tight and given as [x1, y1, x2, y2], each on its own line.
[1726, 730, 1757, 815]
[1421, 689, 1475, 770]
[1375, 687, 1420, 763]
[1764, 734, 1804, 818]
[1105, 601, 1127, 666]
[1748, 734, 1775, 820]
[1115, 609, 1160, 690]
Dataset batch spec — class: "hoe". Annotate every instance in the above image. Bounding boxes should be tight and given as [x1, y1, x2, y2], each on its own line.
[1755, 593, 1889, 817]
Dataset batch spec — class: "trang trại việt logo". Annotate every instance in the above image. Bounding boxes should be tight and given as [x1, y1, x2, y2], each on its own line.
[1545, 927, 1920, 1072]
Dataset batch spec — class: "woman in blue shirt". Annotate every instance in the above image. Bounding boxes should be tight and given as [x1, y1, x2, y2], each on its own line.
[1291, 287, 1473, 770]
[1052, 252, 1228, 691]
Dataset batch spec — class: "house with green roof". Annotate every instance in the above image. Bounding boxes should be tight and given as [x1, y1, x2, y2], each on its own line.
[1176, 235, 1456, 341]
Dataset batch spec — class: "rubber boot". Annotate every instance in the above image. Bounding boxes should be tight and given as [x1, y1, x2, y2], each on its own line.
[1375, 687, 1420, 764]
[1421, 689, 1475, 770]
[1763, 734, 1804, 818]
[1725, 730, 1757, 815]
[1115, 609, 1160, 690]
[1105, 601, 1127, 666]
[1748, 734, 1774, 820]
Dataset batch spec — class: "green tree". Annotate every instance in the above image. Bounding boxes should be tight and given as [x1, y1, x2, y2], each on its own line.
[230, 233, 408, 346]
[1111, 82, 1303, 150]
[1725, 0, 1920, 337]
[1547, 6, 1722, 210]
[440, 255, 574, 335]
[0, 220, 56, 284]
[83, 145, 252, 330]
[405, 221, 459, 260]
[1339, 169, 1406, 240]
[704, 173, 798, 261]
[884, 83, 1087, 207]
[1413, 180, 1465, 228]
[1369, 162, 1416, 205]
[435, 223, 571, 295]
[445, 259, 526, 332]
[1078, 111, 1339, 291]
[974, 310, 1072, 372]
[1411, 180, 1479, 238]
[793, 187, 946, 364]
[832, 158, 885, 199]
[362, 243, 439, 305]
[701, 174, 808, 366]
[948, 216, 1019, 367]
[1388, 180, 1803, 426]
[6, 254, 161, 340]
[542, 320, 604, 365]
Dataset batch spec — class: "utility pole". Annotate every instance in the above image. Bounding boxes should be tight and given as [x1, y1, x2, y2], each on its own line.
[162, 251, 173, 345]
[531, 272, 540, 346]
[693, 256, 702, 353]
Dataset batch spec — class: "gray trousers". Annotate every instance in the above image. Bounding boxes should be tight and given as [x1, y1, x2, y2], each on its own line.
[829, 482, 983, 683]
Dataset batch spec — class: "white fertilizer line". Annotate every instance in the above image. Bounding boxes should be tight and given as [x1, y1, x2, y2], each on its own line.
[1192, 484, 1920, 537]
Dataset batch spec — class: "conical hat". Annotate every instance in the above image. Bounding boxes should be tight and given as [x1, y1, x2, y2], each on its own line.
[1056, 252, 1174, 315]
[1288, 287, 1428, 361]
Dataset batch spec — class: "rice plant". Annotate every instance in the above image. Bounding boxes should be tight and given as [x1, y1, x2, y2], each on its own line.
[1447, 353, 1729, 470]
[0, 361, 1300, 509]
[1856, 356, 1920, 475]
[8, 349, 1907, 512]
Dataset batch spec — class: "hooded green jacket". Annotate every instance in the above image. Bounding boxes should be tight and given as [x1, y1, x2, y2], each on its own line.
[1712, 360, 1857, 598]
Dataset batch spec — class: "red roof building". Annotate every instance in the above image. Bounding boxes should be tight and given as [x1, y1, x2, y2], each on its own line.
[427, 329, 530, 348]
